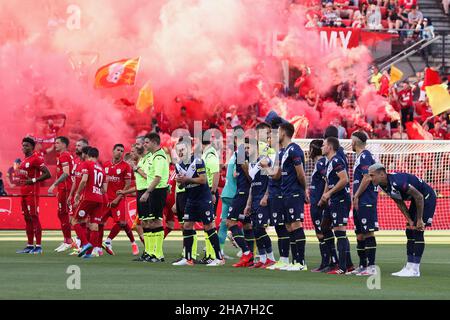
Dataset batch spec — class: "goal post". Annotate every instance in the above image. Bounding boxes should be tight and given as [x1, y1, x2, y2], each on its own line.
[294, 139, 450, 230]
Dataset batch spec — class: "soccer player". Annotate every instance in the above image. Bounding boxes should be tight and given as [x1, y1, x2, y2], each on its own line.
[139, 133, 170, 262]
[308, 139, 334, 272]
[48, 136, 74, 252]
[351, 132, 378, 276]
[73, 147, 107, 258]
[243, 139, 276, 268]
[101, 144, 139, 256]
[172, 139, 224, 266]
[15, 137, 51, 254]
[319, 137, 352, 275]
[369, 163, 436, 277]
[226, 135, 255, 268]
[200, 134, 220, 263]
[272, 123, 308, 271]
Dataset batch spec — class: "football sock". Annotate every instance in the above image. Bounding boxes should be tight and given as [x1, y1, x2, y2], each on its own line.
[32, 215, 42, 246]
[229, 225, 249, 253]
[58, 212, 72, 243]
[356, 238, 367, 268]
[318, 237, 328, 267]
[183, 229, 196, 260]
[365, 236, 377, 266]
[275, 225, 290, 258]
[244, 229, 255, 254]
[406, 229, 415, 263]
[206, 228, 223, 260]
[122, 224, 136, 243]
[218, 219, 228, 249]
[73, 223, 88, 246]
[294, 227, 306, 265]
[413, 230, 425, 264]
[143, 228, 152, 255]
[289, 231, 299, 264]
[204, 230, 216, 259]
[107, 223, 121, 241]
[260, 229, 273, 257]
[153, 227, 165, 259]
[192, 233, 198, 259]
[335, 230, 349, 271]
[98, 224, 105, 245]
[323, 229, 338, 266]
[254, 228, 266, 261]
[25, 218, 34, 246]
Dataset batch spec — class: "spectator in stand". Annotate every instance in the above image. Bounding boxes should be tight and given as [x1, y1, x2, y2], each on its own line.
[352, 12, 367, 28]
[387, 4, 405, 32]
[0, 172, 7, 196]
[386, 0, 398, 12]
[391, 122, 409, 139]
[367, 4, 383, 30]
[179, 105, 193, 133]
[305, 89, 321, 111]
[306, 15, 322, 28]
[321, 3, 339, 26]
[429, 120, 446, 140]
[370, 66, 383, 91]
[379, 69, 391, 96]
[396, 81, 415, 124]
[334, 0, 354, 19]
[334, 17, 347, 28]
[408, 5, 423, 31]
[398, 0, 417, 12]
[443, 0, 450, 15]
[420, 18, 435, 65]
[374, 121, 391, 139]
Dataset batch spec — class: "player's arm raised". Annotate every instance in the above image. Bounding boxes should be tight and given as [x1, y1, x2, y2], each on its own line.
[48, 164, 70, 194]
[407, 185, 425, 230]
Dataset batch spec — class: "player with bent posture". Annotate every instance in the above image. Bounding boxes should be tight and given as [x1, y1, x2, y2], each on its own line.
[369, 163, 436, 277]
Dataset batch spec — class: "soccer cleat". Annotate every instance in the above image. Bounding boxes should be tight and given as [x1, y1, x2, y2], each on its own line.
[29, 246, 43, 254]
[133, 253, 149, 262]
[71, 240, 79, 250]
[248, 261, 265, 269]
[232, 252, 253, 267]
[102, 242, 115, 256]
[350, 266, 366, 275]
[286, 263, 307, 271]
[261, 259, 276, 269]
[16, 246, 34, 254]
[327, 268, 346, 275]
[391, 265, 409, 277]
[206, 259, 226, 267]
[78, 243, 93, 257]
[172, 258, 194, 266]
[346, 265, 356, 273]
[144, 255, 161, 263]
[131, 243, 139, 256]
[68, 248, 80, 256]
[236, 250, 243, 258]
[357, 266, 377, 276]
[278, 263, 293, 271]
[311, 265, 327, 273]
[197, 255, 214, 265]
[266, 260, 288, 270]
[392, 265, 419, 277]
[55, 242, 72, 253]
[82, 253, 93, 259]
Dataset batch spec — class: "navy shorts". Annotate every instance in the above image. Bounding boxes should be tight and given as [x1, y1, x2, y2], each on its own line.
[282, 194, 305, 224]
[323, 198, 350, 228]
[251, 205, 270, 228]
[310, 204, 325, 234]
[408, 190, 436, 227]
[184, 201, 215, 225]
[354, 204, 379, 234]
[227, 193, 251, 224]
[269, 196, 285, 226]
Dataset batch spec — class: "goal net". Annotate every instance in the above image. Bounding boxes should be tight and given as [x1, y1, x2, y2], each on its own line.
[294, 139, 450, 230]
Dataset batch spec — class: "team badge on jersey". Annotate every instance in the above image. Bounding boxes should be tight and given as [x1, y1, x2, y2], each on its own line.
[25, 163, 30, 168]
[105, 168, 109, 174]
[258, 213, 263, 219]
[117, 169, 121, 174]
[205, 211, 211, 216]
[362, 218, 367, 224]
[289, 208, 294, 214]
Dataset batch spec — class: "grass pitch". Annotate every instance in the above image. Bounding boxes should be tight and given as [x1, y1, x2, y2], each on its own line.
[1, 230, 450, 300]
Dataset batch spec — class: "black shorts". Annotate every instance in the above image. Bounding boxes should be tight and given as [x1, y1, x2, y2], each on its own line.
[323, 198, 350, 228]
[269, 196, 284, 226]
[354, 204, 379, 234]
[175, 191, 187, 223]
[146, 188, 167, 221]
[184, 200, 215, 225]
[310, 204, 325, 234]
[227, 192, 251, 224]
[408, 190, 436, 227]
[250, 204, 270, 228]
[282, 194, 305, 223]
[136, 189, 151, 220]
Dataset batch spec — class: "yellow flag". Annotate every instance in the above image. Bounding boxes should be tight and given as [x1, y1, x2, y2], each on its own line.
[426, 85, 450, 116]
[389, 65, 403, 85]
[136, 81, 154, 113]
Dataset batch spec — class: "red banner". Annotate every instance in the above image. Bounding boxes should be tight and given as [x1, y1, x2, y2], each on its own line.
[319, 28, 397, 51]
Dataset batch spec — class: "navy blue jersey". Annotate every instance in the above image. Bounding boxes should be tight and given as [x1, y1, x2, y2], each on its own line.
[353, 150, 378, 205]
[280, 142, 306, 197]
[268, 149, 284, 199]
[175, 156, 212, 204]
[325, 155, 350, 202]
[337, 146, 349, 172]
[249, 156, 271, 208]
[310, 156, 327, 205]
[380, 172, 434, 202]
[235, 144, 251, 194]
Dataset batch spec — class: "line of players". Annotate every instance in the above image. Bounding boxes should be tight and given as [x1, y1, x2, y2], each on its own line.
[15, 121, 436, 276]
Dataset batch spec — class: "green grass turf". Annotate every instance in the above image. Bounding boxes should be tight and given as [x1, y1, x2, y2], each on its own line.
[1, 234, 450, 300]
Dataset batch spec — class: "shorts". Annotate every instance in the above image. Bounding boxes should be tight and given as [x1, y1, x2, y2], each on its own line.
[409, 190, 436, 227]
[57, 189, 69, 217]
[102, 199, 127, 223]
[354, 204, 379, 234]
[146, 188, 167, 221]
[310, 204, 325, 233]
[227, 192, 251, 224]
[136, 189, 151, 220]
[251, 205, 270, 228]
[269, 196, 284, 226]
[76, 200, 104, 224]
[323, 198, 350, 228]
[184, 201, 215, 225]
[282, 194, 305, 223]
[21, 195, 39, 217]
[175, 191, 187, 223]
